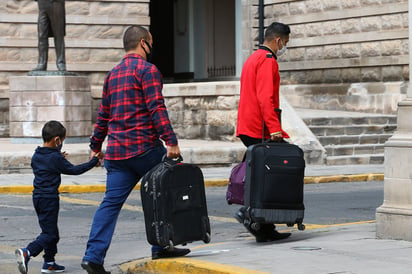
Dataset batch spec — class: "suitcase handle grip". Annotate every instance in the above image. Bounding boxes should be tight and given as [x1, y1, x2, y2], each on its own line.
[162, 154, 183, 166]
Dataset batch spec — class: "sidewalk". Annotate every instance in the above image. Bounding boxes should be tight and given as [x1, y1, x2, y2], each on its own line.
[120, 222, 412, 274]
[0, 138, 397, 274]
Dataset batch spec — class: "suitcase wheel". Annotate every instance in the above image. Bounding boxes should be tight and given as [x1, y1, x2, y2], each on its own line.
[298, 223, 305, 231]
[250, 222, 261, 231]
[203, 232, 211, 244]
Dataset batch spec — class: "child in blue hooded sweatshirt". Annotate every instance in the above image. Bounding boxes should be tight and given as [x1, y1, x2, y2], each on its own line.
[15, 120, 103, 274]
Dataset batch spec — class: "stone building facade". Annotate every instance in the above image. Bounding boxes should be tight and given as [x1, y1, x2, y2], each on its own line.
[264, 0, 409, 114]
[266, 0, 409, 84]
[0, 0, 409, 139]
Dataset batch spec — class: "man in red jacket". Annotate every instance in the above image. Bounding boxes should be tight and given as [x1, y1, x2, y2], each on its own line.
[236, 22, 291, 242]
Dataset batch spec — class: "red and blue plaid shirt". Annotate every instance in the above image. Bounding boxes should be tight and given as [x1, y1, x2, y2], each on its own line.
[90, 53, 177, 160]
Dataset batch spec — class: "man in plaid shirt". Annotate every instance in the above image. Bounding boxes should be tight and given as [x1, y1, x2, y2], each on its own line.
[81, 26, 189, 274]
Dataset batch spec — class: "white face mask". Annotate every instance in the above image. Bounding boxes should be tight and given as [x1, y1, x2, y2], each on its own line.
[55, 137, 63, 151]
[277, 39, 287, 56]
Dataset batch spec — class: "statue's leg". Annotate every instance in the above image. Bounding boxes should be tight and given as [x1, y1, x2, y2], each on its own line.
[32, 3, 50, 71]
[50, 0, 66, 71]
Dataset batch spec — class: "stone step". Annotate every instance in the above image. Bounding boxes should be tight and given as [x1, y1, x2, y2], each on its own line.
[309, 124, 397, 137]
[318, 134, 393, 146]
[297, 108, 396, 165]
[302, 115, 397, 126]
[326, 154, 384, 165]
[325, 144, 385, 157]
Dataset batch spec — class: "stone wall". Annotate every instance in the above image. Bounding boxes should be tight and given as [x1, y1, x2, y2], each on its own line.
[282, 82, 408, 114]
[0, 0, 150, 136]
[251, 0, 409, 85]
[91, 82, 239, 141]
[91, 79, 404, 138]
[161, 82, 240, 141]
[0, 0, 409, 138]
[91, 81, 327, 164]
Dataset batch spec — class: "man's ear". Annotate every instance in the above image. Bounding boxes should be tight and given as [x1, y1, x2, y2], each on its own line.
[139, 39, 145, 49]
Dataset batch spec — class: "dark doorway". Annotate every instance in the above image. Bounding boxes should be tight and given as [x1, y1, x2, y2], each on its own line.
[149, 0, 174, 79]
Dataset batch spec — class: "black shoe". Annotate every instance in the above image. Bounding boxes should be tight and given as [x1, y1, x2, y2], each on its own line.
[267, 230, 292, 241]
[251, 223, 291, 242]
[256, 224, 291, 242]
[234, 207, 246, 223]
[256, 231, 291, 242]
[81, 260, 110, 274]
[152, 247, 191, 260]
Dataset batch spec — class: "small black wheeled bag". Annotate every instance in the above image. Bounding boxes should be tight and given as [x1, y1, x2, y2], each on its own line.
[243, 142, 306, 231]
[140, 156, 211, 249]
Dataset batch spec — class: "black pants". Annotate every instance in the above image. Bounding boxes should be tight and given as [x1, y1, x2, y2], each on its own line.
[27, 197, 60, 262]
[238, 135, 262, 147]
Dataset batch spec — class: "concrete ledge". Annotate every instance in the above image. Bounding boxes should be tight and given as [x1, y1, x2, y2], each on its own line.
[119, 257, 268, 274]
[0, 139, 247, 174]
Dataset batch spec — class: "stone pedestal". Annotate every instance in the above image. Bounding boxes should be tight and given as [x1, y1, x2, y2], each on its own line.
[9, 76, 92, 143]
[376, 99, 412, 240]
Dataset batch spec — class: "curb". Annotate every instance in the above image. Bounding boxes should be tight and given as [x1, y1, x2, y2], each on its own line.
[303, 173, 384, 184]
[0, 174, 384, 194]
[118, 257, 268, 274]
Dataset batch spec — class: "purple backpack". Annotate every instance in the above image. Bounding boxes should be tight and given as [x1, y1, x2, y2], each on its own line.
[226, 161, 246, 205]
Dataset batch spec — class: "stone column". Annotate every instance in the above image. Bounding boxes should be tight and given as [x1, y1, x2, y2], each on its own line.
[375, 0, 412, 240]
[9, 76, 92, 143]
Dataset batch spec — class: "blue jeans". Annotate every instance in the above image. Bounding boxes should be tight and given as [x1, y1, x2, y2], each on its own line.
[83, 145, 166, 265]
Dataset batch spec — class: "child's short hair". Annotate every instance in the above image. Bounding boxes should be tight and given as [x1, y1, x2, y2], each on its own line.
[42, 121, 66, 142]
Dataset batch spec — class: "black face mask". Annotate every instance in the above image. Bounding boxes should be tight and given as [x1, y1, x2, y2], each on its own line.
[143, 40, 153, 62]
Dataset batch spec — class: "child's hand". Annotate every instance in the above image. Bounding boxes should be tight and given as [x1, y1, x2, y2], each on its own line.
[61, 151, 68, 158]
[92, 152, 104, 167]
[95, 152, 104, 159]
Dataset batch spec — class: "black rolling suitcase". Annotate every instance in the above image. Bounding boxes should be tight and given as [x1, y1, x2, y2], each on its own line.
[140, 156, 211, 248]
[243, 142, 306, 231]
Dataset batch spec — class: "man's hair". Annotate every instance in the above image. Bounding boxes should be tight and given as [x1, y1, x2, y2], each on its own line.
[123, 26, 151, 52]
[264, 22, 290, 42]
[42, 120, 66, 142]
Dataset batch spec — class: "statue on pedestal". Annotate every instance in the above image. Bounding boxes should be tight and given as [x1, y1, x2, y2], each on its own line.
[29, 0, 72, 76]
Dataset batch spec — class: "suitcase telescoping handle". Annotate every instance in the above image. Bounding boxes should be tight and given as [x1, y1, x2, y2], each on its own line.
[161, 154, 183, 166]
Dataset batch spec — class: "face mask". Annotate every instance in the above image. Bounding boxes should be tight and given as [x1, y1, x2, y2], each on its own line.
[277, 39, 287, 56]
[143, 40, 153, 62]
[55, 137, 63, 151]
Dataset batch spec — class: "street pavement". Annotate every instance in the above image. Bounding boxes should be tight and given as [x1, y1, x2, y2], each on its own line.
[1, 138, 410, 274]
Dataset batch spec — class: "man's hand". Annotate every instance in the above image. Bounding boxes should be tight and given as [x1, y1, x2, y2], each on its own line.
[167, 145, 181, 159]
[270, 132, 283, 142]
[91, 151, 104, 167]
